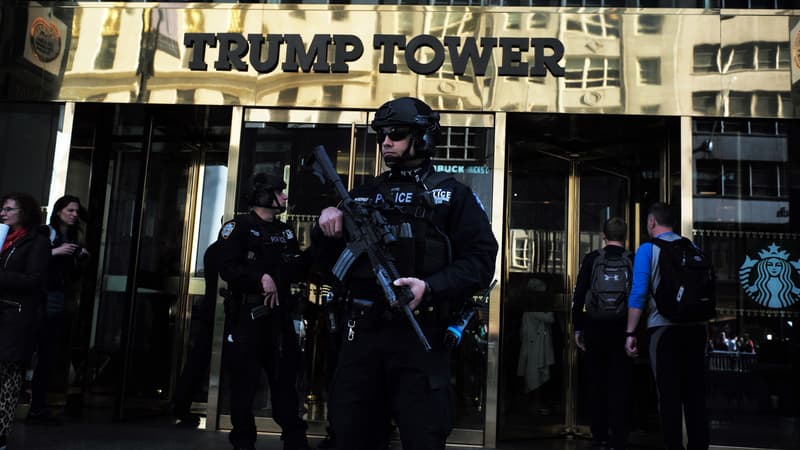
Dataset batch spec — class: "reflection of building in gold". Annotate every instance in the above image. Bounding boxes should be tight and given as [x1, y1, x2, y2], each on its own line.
[53, 6, 795, 119]
[691, 15, 792, 118]
[719, 16, 792, 117]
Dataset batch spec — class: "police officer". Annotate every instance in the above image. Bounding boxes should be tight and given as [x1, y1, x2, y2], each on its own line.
[217, 174, 310, 450]
[316, 97, 498, 450]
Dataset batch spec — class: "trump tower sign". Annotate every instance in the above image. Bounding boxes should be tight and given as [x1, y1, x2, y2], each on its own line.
[184, 33, 565, 78]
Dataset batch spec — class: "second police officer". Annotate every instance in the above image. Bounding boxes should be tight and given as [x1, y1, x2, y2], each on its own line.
[316, 97, 498, 450]
[217, 174, 311, 450]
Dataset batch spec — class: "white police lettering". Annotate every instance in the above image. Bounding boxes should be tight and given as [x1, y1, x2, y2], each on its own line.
[270, 234, 287, 243]
[392, 190, 414, 204]
[431, 189, 452, 205]
[354, 196, 371, 204]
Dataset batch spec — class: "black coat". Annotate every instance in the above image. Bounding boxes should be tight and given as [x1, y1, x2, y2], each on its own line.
[0, 228, 50, 362]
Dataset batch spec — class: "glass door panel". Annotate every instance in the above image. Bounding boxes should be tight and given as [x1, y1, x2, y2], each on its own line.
[500, 149, 570, 439]
[84, 105, 231, 420]
[90, 147, 142, 412]
[573, 166, 629, 436]
[122, 140, 193, 412]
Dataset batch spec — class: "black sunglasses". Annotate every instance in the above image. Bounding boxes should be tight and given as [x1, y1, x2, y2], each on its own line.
[378, 126, 413, 142]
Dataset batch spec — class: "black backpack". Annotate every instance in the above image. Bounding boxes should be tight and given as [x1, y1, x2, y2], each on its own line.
[585, 248, 632, 321]
[651, 238, 716, 322]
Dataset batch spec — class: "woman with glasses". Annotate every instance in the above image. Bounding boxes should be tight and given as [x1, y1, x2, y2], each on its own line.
[0, 193, 50, 448]
[27, 195, 89, 425]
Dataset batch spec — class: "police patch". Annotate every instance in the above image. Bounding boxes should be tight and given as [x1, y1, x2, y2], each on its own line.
[250, 229, 261, 237]
[284, 229, 295, 240]
[431, 188, 452, 205]
[221, 222, 235, 239]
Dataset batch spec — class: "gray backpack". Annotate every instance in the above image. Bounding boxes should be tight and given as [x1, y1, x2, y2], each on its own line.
[585, 249, 632, 321]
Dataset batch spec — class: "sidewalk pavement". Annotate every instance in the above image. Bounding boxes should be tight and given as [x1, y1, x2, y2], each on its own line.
[8, 417, 591, 450]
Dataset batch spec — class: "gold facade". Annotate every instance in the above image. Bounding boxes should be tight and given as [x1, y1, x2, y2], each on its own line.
[8, 3, 797, 118]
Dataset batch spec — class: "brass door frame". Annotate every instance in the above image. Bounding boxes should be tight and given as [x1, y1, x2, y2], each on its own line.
[207, 107, 499, 447]
[206, 106, 244, 432]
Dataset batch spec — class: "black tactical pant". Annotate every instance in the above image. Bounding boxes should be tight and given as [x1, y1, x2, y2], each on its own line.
[225, 305, 307, 449]
[330, 319, 452, 450]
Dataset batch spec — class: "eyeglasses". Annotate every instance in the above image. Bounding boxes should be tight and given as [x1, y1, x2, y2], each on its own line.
[378, 127, 412, 142]
[0, 207, 19, 213]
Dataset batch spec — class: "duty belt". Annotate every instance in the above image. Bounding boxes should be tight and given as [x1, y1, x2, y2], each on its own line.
[348, 297, 440, 325]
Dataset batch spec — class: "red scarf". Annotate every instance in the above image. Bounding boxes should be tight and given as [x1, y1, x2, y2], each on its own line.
[1, 227, 28, 253]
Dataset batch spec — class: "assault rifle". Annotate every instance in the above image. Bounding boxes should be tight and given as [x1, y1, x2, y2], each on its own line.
[305, 145, 432, 352]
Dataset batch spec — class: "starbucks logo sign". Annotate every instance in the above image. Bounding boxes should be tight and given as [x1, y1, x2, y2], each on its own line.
[739, 243, 800, 309]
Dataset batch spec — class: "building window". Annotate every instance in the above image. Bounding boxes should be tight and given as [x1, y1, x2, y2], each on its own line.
[728, 91, 752, 116]
[722, 161, 743, 197]
[637, 15, 663, 34]
[638, 58, 661, 85]
[437, 127, 485, 162]
[756, 44, 777, 70]
[753, 91, 779, 117]
[695, 160, 722, 196]
[565, 14, 620, 38]
[641, 105, 660, 114]
[693, 91, 719, 115]
[529, 12, 549, 29]
[750, 162, 779, 198]
[511, 230, 531, 271]
[778, 43, 791, 69]
[565, 57, 620, 89]
[727, 44, 755, 72]
[693, 45, 719, 73]
[695, 160, 789, 200]
[691, 116, 796, 450]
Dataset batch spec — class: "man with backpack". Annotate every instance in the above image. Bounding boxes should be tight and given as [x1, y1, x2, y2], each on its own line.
[625, 203, 714, 450]
[572, 217, 633, 450]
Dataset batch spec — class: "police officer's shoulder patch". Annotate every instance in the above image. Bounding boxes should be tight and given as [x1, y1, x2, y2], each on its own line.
[284, 229, 295, 240]
[221, 222, 236, 239]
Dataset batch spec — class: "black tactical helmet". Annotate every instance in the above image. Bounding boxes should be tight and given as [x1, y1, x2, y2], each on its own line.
[371, 97, 441, 158]
[248, 173, 287, 211]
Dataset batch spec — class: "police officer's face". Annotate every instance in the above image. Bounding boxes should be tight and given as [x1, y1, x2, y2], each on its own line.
[273, 189, 288, 208]
[379, 126, 415, 162]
